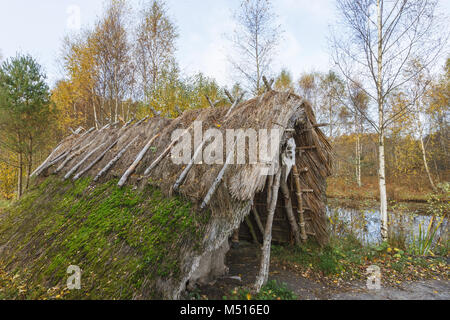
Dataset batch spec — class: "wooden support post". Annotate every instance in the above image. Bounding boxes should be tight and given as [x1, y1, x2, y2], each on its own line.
[254, 168, 281, 292]
[199, 141, 236, 210]
[292, 165, 308, 242]
[118, 133, 160, 187]
[252, 207, 265, 236]
[280, 180, 302, 246]
[245, 216, 259, 244]
[262, 76, 272, 92]
[144, 123, 194, 176]
[205, 95, 215, 108]
[224, 89, 234, 104]
[55, 141, 94, 174]
[94, 136, 139, 182]
[173, 137, 212, 192]
[133, 115, 149, 128]
[64, 143, 106, 180]
[73, 140, 118, 181]
[224, 93, 244, 119]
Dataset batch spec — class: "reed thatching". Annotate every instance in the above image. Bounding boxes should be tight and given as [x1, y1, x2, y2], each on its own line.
[33, 90, 333, 296]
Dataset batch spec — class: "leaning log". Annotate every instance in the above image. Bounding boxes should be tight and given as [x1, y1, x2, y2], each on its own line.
[64, 143, 106, 180]
[94, 136, 139, 182]
[199, 142, 236, 210]
[292, 165, 308, 242]
[224, 93, 244, 119]
[252, 207, 265, 236]
[173, 137, 212, 192]
[118, 134, 160, 187]
[254, 168, 281, 292]
[144, 124, 193, 176]
[55, 141, 94, 174]
[72, 140, 119, 181]
[280, 180, 302, 246]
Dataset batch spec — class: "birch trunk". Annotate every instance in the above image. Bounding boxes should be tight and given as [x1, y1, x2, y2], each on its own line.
[420, 136, 437, 192]
[254, 169, 281, 292]
[377, 0, 388, 242]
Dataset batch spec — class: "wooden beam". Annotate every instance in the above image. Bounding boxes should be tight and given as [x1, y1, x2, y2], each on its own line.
[297, 146, 317, 150]
[280, 180, 302, 246]
[73, 140, 118, 181]
[64, 143, 106, 180]
[254, 168, 281, 292]
[224, 89, 234, 104]
[252, 207, 265, 236]
[292, 165, 307, 242]
[118, 133, 160, 187]
[94, 136, 139, 182]
[245, 216, 259, 245]
[262, 76, 272, 91]
[173, 137, 212, 192]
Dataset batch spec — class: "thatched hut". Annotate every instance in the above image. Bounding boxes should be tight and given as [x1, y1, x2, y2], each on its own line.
[32, 90, 332, 298]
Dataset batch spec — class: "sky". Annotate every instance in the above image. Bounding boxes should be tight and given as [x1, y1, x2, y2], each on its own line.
[0, 0, 447, 88]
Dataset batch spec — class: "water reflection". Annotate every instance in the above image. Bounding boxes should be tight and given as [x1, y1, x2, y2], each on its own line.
[327, 205, 449, 246]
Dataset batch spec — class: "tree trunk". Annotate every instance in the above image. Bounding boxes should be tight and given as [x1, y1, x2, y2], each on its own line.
[419, 136, 437, 192]
[356, 135, 362, 187]
[377, 0, 388, 242]
[17, 152, 23, 199]
[379, 130, 388, 241]
[254, 169, 281, 292]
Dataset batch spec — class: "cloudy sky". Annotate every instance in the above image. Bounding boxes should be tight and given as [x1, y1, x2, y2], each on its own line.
[0, 0, 447, 88]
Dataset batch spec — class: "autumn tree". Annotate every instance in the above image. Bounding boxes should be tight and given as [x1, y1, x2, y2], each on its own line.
[228, 0, 282, 95]
[93, 0, 133, 123]
[331, 0, 446, 241]
[134, 0, 178, 102]
[274, 69, 294, 92]
[0, 54, 53, 198]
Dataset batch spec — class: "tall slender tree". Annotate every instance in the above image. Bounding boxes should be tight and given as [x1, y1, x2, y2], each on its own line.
[0, 54, 52, 198]
[331, 0, 447, 241]
[228, 0, 282, 95]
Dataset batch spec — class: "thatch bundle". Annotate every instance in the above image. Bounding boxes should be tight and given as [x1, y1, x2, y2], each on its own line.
[32, 90, 333, 297]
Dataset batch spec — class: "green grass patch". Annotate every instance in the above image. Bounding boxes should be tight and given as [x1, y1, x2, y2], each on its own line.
[0, 176, 210, 299]
[223, 280, 297, 300]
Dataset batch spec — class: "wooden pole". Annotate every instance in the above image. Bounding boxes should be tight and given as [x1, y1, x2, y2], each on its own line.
[252, 207, 265, 236]
[94, 136, 139, 182]
[73, 140, 118, 181]
[64, 143, 106, 180]
[224, 93, 244, 119]
[245, 216, 259, 244]
[254, 168, 281, 292]
[173, 137, 212, 192]
[118, 134, 160, 187]
[55, 141, 94, 174]
[144, 123, 194, 176]
[280, 180, 302, 246]
[292, 165, 307, 242]
[199, 140, 236, 210]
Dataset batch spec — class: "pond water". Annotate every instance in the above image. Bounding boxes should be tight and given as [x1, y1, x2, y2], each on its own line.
[326, 203, 449, 246]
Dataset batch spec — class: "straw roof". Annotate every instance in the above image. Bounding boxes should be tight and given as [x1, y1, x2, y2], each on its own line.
[35, 90, 332, 246]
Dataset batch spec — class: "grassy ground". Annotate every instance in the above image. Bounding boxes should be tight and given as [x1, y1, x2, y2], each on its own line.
[271, 236, 449, 290]
[326, 175, 448, 202]
[0, 176, 210, 299]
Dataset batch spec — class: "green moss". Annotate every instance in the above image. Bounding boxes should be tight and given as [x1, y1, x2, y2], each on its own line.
[0, 176, 208, 299]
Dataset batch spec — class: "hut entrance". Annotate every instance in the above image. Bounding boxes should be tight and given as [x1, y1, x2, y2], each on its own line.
[237, 169, 312, 246]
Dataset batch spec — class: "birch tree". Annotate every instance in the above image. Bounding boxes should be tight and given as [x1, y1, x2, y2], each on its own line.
[134, 0, 178, 102]
[331, 0, 446, 241]
[228, 0, 282, 95]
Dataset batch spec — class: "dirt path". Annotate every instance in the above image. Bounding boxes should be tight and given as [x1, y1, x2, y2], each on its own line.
[198, 241, 450, 300]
